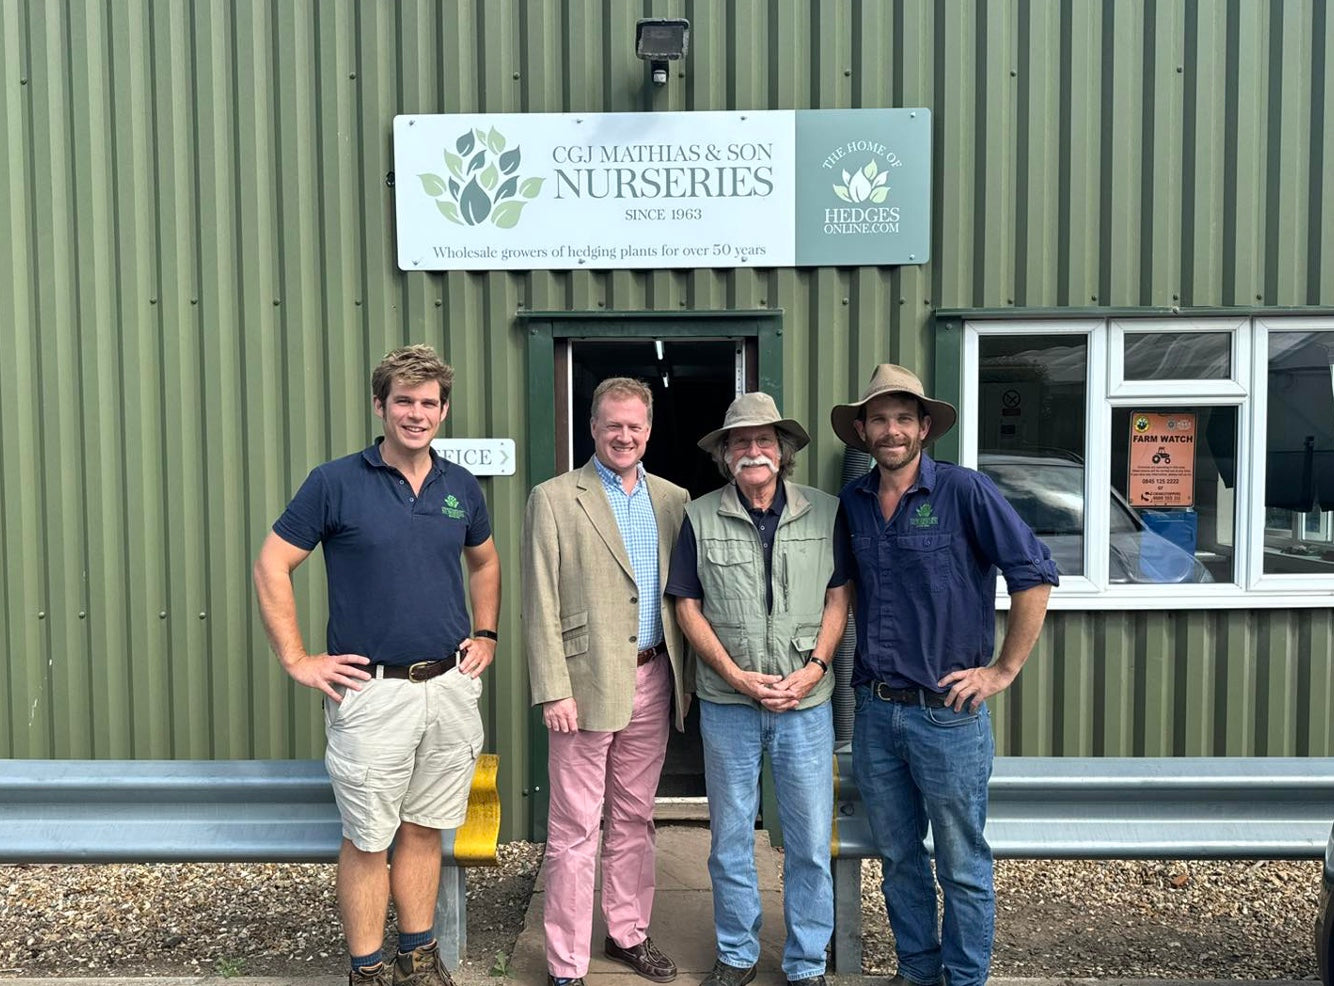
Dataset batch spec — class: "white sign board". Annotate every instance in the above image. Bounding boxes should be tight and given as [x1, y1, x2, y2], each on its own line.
[431, 438, 516, 477]
[393, 109, 931, 270]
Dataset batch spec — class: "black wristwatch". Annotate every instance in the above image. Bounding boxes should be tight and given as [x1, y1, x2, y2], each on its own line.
[806, 655, 830, 676]
[472, 629, 499, 641]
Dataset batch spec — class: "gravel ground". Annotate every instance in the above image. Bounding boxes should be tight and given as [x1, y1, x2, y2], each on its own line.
[0, 845, 1322, 980]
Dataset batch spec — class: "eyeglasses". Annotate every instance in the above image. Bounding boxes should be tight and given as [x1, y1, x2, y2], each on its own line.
[727, 435, 778, 452]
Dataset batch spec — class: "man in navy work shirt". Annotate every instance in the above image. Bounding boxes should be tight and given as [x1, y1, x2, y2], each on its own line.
[831, 364, 1057, 986]
[253, 345, 501, 986]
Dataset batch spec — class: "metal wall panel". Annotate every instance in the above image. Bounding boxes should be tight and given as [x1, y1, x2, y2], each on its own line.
[2, 0, 1331, 837]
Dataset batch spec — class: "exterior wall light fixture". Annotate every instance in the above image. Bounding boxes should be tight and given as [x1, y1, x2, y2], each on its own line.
[636, 18, 690, 86]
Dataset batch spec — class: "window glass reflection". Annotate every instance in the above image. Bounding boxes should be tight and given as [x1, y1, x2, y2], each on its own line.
[978, 336, 1087, 577]
[1111, 407, 1234, 583]
[1264, 332, 1334, 575]
[1123, 332, 1231, 380]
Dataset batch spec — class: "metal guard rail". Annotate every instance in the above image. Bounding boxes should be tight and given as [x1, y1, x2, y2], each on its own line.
[0, 756, 502, 968]
[830, 749, 1334, 973]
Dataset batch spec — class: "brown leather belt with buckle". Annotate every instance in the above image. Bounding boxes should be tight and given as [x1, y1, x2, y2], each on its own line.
[871, 682, 951, 708]
[636, 640, 667, 666]
[370, 651, 461, 682]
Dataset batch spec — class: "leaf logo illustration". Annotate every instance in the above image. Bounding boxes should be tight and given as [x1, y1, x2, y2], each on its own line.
[832, 158, 891, 204]
[418, 126, 544, 228]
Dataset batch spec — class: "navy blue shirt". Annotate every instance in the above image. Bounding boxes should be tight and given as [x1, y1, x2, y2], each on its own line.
[273, 439, 492, 665]
[666, 484, 852, 611]
[840, 452, 1058, 692]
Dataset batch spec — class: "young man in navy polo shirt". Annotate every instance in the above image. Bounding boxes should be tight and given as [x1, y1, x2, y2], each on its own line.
[831, 364, 1057, 986]
[254, 345, 501, 986]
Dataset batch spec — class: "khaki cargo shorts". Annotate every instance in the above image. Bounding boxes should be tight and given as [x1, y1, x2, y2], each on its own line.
[323, 665, 484, 852]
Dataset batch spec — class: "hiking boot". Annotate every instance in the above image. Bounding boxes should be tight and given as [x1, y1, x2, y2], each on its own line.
[349, 962, 394, 986]
[700, 959, 757, 986]
[604, 935, 677, 982]
[393, 941, 455, 986]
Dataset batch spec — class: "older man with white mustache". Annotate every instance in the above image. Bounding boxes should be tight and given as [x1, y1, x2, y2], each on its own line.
[666, 392, 853, 986]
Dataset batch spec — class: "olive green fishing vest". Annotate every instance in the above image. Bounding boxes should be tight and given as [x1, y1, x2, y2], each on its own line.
[685, 480, 839, 709]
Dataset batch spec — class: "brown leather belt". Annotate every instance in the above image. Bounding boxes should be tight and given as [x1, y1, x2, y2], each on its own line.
[636, 640, 667, 666]
[369, 651, 461, 682]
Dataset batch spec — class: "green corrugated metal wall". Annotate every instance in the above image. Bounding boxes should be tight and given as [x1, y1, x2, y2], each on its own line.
[2, 0, 1331, 838]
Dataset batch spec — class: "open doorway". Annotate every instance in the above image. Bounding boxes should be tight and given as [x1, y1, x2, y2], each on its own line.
[562, 337, 754, 799]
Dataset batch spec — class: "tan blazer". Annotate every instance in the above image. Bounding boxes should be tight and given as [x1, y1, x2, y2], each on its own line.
[522, 457, 691, 732]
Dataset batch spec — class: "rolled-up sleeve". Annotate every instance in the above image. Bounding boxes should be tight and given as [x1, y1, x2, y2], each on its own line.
[966, 472, 1061, 593]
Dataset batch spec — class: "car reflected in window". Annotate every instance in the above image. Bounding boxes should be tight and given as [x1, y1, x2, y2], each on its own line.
[978, 451, 1214, 584]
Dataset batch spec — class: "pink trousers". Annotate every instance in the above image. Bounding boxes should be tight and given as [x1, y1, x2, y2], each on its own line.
[543, 653, 672, 978]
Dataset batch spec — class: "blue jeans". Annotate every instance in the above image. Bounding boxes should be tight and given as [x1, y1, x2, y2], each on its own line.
[851, 686, 995, 986]
[700, 699, 834, 980]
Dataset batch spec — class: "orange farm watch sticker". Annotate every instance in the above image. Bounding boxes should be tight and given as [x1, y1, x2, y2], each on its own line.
[1128, 412, 1196, 507]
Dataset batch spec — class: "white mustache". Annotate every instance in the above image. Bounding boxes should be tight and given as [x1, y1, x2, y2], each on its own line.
[732, 453, 779, 476]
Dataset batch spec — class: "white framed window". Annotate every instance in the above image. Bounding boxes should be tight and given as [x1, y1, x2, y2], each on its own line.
[961, 314, 1334, 610]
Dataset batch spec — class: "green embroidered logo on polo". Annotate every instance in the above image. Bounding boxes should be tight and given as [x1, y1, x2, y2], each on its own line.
[441, 494, 467, 520]
[911, 502, 939, 527]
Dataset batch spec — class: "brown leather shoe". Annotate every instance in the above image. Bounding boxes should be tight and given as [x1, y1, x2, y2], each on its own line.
[700, 959, 757, 986]
[603, 936, 678, 982]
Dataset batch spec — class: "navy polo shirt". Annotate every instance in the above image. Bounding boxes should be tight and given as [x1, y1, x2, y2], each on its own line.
[273, 439, 492, 665]
[840, 452, 1058, 693]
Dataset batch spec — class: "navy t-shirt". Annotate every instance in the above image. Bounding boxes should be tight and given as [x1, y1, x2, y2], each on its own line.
[273, 440, 492, 665]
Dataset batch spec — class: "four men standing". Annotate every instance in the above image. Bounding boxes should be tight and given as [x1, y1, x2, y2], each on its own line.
[256, 351, 1054, 984]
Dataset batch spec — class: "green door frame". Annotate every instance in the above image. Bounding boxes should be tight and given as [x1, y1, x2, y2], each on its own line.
[518, 309, 783, 840]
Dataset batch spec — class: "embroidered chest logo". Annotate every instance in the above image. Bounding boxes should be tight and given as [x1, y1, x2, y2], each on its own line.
[441, 494, 467, 520]
[910, 502, 939, 528]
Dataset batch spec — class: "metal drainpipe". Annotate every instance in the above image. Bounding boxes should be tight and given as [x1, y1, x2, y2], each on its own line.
[834, 446, 872, 744]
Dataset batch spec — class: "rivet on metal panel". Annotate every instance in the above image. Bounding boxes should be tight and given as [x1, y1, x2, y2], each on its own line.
[386, 172, 395, 188]
[842, 298, 849, 306]
[355, 299, 362, 306]
[149, 298, 157, 305]
[844, 69, 851, 76]
[199, 612, 206, 620]
[159, 611, 167, 619]
[78, 611, 86, 619]
[37, 611, 45, 619]
[513, 72, 520, 80]
[532, 785, 541, 793]
[908, 254, 915, 261]
[408, 119, 415, 126]
[20, 78, 27, 85]
[1010, 69, 1017, 77]
[910, 112, 916, 118]
[190, 298, 198, 305]
[435, 300, 442, 307]
[273, 299, 280, 306]
[349, 73, 357, 80]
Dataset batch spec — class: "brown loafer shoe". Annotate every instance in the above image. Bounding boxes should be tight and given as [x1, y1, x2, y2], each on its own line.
[603, 936, 677, 982]
[700, 960, 757, 986]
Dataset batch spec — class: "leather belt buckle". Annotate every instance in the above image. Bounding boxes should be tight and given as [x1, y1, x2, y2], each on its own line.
[872, 681, 898, 702]
[407, 660, 436, 682]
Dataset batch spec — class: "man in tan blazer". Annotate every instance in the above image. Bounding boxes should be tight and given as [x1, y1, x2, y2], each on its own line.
[523, 377, 691, 986]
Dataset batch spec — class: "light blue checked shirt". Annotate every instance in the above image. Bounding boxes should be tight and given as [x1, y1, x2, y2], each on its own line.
[593, 456, 662, 649]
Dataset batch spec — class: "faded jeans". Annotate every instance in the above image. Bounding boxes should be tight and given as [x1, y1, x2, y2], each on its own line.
[700, 699, 834, 981]
[852, 685, 995, 986]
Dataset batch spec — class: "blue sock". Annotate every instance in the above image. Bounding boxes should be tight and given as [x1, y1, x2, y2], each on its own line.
[397, 930, 434, 954]
[351, 949, 384, 973]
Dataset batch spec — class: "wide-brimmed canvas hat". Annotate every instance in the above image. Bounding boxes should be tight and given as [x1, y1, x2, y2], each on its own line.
[698, 392, 811, 452]
[830, 363, 958, 451]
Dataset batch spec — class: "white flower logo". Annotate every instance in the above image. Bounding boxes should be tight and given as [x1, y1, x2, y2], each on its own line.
[834, 159, 890, 203]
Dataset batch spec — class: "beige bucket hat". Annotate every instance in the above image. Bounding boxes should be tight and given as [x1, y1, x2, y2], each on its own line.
[697, 391, 811, 452]
[830, 363, 958, 451]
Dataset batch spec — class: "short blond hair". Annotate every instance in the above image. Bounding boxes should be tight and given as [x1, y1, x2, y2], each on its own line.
[590, 377, 654, 424]
[371, 344, 454, 405]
